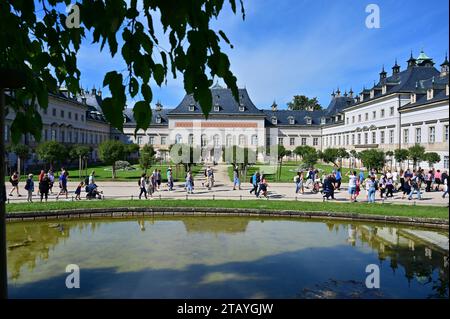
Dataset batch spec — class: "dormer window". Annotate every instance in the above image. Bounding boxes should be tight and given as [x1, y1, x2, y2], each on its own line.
[189, 104, 195, 111]
[239, 104, 245, 112]
[214, 104, 220, 112]
[288, 116, 295, 125]
[156, 115, 162, 124]
[321, 117, 326, 125]
[410, 93, 416, 103]
[271, 116, 277, 125]
[370, 90, 375, 99]
[304, 116, 312, 125]
[427, 88, 434, 100]
[382, 85, 387, 94]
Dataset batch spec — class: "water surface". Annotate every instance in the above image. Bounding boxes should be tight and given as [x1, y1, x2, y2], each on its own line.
[6, 216, 449, 298]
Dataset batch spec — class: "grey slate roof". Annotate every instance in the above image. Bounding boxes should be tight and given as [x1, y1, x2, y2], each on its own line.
[325, 96, 355, 115]
[124, 107, 172, 127]
[262, 109, 326, 126]
[168, 84, 264, 116]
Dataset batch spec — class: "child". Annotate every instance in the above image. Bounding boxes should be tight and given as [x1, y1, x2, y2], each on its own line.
[75, 181, 84, 200]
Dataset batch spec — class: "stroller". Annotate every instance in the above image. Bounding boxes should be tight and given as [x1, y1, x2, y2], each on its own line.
[85, 183, 103, 200]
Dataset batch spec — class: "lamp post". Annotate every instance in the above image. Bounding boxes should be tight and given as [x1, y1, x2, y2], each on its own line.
[0, 68, 27, 299]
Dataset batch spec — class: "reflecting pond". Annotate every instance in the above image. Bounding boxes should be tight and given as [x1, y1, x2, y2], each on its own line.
[6, 216, 449, 298]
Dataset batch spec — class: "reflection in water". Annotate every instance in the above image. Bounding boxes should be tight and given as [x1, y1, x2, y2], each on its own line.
[6, 216, 449, 299]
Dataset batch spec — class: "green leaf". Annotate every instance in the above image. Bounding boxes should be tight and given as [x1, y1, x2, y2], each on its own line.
[153, 64, 165, 86]
[133, 101, 152, 134]
[129, 77, 139, 97]
[141, 83, 152, 102]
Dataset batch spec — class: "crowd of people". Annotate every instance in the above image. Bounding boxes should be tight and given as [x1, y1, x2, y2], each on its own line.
[292, 167, 449, 203]
[7, 168, 103, 202]
[6, 164, 449, 204]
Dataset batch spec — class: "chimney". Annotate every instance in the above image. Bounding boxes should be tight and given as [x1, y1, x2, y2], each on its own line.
[348, 88, 354, 98]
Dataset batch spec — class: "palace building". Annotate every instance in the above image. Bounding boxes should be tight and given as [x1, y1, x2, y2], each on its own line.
[4, 50, 449, 170]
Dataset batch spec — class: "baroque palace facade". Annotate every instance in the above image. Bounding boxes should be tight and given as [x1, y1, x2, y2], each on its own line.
[4, 50, 450, 170]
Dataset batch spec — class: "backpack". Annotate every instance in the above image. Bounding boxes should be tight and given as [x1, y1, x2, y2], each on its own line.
[138, 178, 142, 186]
[249, 175, 253, 184]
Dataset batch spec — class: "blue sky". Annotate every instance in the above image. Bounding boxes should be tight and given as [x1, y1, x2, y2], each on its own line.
[75, 0, 449, 110]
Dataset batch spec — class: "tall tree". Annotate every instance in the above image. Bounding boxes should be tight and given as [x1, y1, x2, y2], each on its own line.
[98, 140, 126, 178]
[36, 141, 67, 170]
[6, 143, 30, 176]
[407, 144, 426, 169]
[385, 150, 394, 170]
[359, 149, 385, 171]
[394, 149, 409, 170]
[320, 148, 340, 167]
[139, 144, 156, 173]
[287, 95, 322, 111]
[294, 145, 316, 162]
[424, 152, 441, 168]
[70, 145, 91, 179]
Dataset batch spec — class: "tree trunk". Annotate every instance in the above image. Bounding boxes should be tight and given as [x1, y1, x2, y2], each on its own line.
[112, 163, 116, 179]
[17, 157, 21, 176]
[78, 155, 82, 179]
[0, 88, 8, 298]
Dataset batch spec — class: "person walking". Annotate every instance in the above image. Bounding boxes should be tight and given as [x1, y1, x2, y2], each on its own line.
[88, 171, 96, 185]
[138, 173, 147, 199]
[367, 176, 377, 203]
[347, 171, 357, 202]
[25, 173, 34, 202]
[48, 169, 55, 194]
[233, 166, 241, 190]
[257, 175, 268, 198]
[250, 171, 260, 195]
[385, 173, 395, 198]
[206, 166, 214, 190]
[37, 170, 45, 196]
[442, 173, 449, 199]
[156, 169, 162, 191]
[167, 168, 174, 191]
[8, 171, 21, 197]
[75, 181, 84, 200]
[322, 174, 335, 200]
[186, 171, 194, 194]
[39, 175, 50, 202]
[295, 171, 304, 195]
[56, 170, 69, 200]
[434, 169, 442, 191]
[335, 168, 342, 191]
[408, 172, 422, 200]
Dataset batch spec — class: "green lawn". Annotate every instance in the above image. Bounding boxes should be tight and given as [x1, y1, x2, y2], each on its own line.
[6, 163, 203, 182]
[5, 199, 449, 220]
[229, 162, 356, 183]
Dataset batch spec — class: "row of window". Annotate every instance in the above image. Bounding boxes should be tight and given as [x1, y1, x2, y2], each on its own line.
[346, 106, 395, 125]
[276, 137, 319, 146]
[324, 125, 449, 147]
[271, 117, 312, 125]
[43, 108, 85, 122]
[41, 128, 108, 144]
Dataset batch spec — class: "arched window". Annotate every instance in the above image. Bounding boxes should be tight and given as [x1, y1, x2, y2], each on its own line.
[201, 134, 208, 147]
[226, 134, 233, 147]
[213, 134, 220, 147]
[239, 134, 247, 146]
[175, 134, 182, 144]
[251, 135, 258, 146]
[188, 134, 194, 145]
